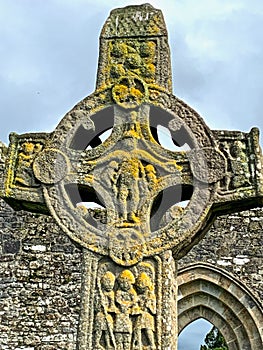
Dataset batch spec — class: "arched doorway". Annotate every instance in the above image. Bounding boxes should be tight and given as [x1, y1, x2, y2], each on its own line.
[177, 263, 263, 350]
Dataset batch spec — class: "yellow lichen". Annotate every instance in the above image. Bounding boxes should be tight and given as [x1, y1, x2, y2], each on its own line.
[130, 87, 143, 99]
[118, 269, 135, 283]
[136, 272, 151, 287]
[102, 271, 115, 283]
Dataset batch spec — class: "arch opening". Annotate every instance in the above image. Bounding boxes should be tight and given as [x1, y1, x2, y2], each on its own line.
[150, 184, 193, 231]
[178, 318, 214, 349]
[177, 263, 263, 350]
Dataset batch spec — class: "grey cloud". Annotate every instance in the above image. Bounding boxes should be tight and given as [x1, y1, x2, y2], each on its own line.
[1, 1, 263, 145]
[171, 7, 263, 140]
[0, 1, 107, 143]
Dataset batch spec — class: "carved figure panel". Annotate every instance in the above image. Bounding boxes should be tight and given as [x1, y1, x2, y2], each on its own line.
[213, 129, 259, 200]
[2, 4, 262, 264]
[94, 260, 157, 350]
[221, 140, 251, 190]
[15, 141, 42, 187]
[109, 39, 157, 85]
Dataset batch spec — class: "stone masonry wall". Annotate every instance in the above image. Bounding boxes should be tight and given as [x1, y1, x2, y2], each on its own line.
[0, 142, 82, 349]
[179, 208, 263, 303]
[0, 198, 82, 350]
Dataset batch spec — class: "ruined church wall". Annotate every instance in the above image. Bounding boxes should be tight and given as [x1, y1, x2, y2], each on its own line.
[179, 208, 263, 303]
[0, 198, 82, 350]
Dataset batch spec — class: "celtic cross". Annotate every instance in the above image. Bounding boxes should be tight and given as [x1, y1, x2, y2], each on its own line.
[1, 4, 263, 349]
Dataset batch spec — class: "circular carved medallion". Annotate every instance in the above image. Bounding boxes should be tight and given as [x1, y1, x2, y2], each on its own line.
[33, 148, 69, 184]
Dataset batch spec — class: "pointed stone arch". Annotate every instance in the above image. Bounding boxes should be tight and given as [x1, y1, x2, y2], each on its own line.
[177, 263, 263, 350]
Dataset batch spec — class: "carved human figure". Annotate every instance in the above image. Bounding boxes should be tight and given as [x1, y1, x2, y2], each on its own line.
[230, 140, 251, 188]
[110, 40, 156, 84]
[223, 141, 251, 190]
[115, 158, 145, 223]
[123, 111, 141, 140]
[94, 271, 117, 350]
[100, 160, 119, 196]
[133, 272, 156, 349]
[114, 270, 137, 350]
[15, 142, 42, 187]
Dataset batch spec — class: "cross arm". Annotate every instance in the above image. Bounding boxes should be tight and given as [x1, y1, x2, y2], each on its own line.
[0, 132, 50, 214]
[212, 127, 263, 212]
[175, 127, 263, 259]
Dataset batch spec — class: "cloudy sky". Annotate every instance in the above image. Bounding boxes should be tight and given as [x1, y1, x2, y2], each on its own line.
[1, 0, 262, 348]
[1, 0, 263, 146]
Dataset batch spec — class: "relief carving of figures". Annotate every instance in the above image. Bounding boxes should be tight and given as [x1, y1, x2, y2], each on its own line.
[94, 263, 157, 350]
[115, 158, 145, 224]
[100, 160, 119, 197]
[109, 40, 156, 84]
[123, 111, 141, 140]
[97, 155, 158, 227]
[133, 272, 156, 350]
[15, 142, 42, 187]
[95, 272, 117, 350]
[144, 164, 158, 192]
[222, 140, 251, 190]
[114, 270, 138, 350]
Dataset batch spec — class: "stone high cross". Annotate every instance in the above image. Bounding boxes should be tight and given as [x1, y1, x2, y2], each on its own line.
[1, 4, 263, 350]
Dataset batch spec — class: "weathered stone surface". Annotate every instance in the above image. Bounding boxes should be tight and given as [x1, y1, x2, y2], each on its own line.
[177, 264, 263, 350]
[0, 3, 262, 350]
[179, 208, 263, 302]
[0, 199, 81, 349]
